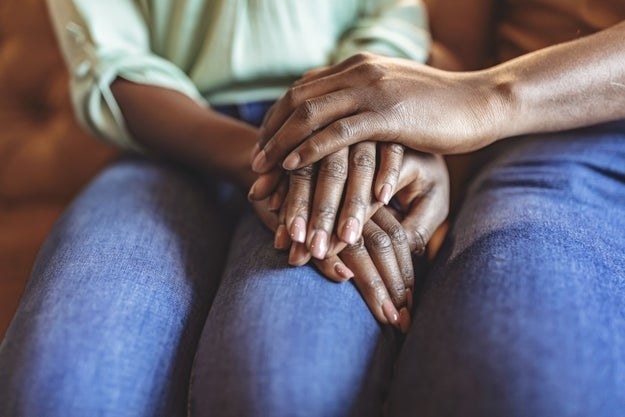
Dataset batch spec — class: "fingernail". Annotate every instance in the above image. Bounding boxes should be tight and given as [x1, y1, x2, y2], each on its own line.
[250, 143, 260, 164]
[247, 182, 257, 201]
[288, 242, 310, 266]
[283, 153, 301, 170]
[398, 307, 411, 333]
[382, 300, 400, 325]
[274, 225, 290, 249]
[379, 183, 392, 205]
[341, 217, 360, 244]
[334, 263, 354, 280]
[252, 151, 267, 173]
[310, 230, 329, 259]
[269, 192, 282, 211]
[290, 217, 307, 243]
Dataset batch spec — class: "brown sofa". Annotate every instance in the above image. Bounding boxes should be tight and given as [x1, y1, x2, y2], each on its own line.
[0, 0, 117, 338]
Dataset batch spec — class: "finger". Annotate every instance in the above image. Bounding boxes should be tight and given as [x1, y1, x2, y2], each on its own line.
[285, 165, 316, 244]
[375, 143, 404, 205]
[259, 53, 376, 150]
[338, 142, 377, 245]
[340, 238, 401, 330]
[274, 199, 291, 250]
[396, 155, 449, 255]
[371, 208, 414, 296]
[294, 53, 373, 86]
[282, 112, 392, 172]
[312, 254, 355, 283]
[361, 218, 406, 308]
[362, 218, 412, 333]
[288, 241, 312, 266]
[401, 190, 449, 256]
[253, 90, 360, 174]
[268, 175, 289, 212]
[248, 168, 284, 202]
[292, 67, 328, 86]
[307, 149, 348, 260]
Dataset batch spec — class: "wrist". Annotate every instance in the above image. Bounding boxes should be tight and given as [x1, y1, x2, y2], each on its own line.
[478, 64, 524, 143]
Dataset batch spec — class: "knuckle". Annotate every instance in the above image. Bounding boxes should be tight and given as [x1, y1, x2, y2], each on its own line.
[291, 165, 316, 180]
[314, 204, 337, 225]
[384, 167, 401, 182]
[284, 87, 301, 109]
[387, 143, 404, 157]
[402, 265, 414, 281]
[366, 230, 393, 252]
[331, 119, 357, 142]
[356, 60, 385, 81]
[410, 226, 430, 255]
[345, 195, 368, 213]
[290, 196, 309, 211]
[345, 237, 366, 253]
[295, 99, 318, 123]
[319, 156, 347, 181]
[351, 148, 376, 172]
[388, 224, 408, 245]
[352, 52, 373, 63]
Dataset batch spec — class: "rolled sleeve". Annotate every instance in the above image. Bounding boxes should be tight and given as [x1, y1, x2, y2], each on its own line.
[332, 0, 431, 64]
[47, 0, 204, 151]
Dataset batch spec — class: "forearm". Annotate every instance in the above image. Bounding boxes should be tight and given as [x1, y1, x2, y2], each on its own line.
[488, 20, 625, 140]
[111, 79, 258, 189]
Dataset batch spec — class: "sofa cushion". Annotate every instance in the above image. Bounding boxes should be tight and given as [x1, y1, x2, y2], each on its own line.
[0, 0, 117, 337]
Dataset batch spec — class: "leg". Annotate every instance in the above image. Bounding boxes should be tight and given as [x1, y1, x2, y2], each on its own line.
[0, 158, 233, 417]
[189, 213, 401, 417]
[388, 122, 625, 417]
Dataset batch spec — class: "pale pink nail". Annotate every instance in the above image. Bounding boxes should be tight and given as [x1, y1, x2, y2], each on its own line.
[341, 217, 360, 244]
[334, 263, 354, 280]
[290, 217, 307, 243]
[379, 183, 392, 205]
[382, 300, 399, 325]
[310, 230, 329, 259]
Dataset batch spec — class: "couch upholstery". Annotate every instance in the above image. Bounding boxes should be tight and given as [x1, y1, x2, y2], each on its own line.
[0, 0, 117, 337]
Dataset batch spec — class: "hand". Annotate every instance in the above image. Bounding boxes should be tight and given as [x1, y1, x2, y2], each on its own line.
[252, 52, 504, 173]
[290, 149, 450, 332]
[251, 142, 405, 262]
[313, 206, 413, 332]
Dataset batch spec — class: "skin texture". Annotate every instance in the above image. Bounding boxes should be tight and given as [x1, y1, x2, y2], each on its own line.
[109, 79, 448, 330]
[252, 20, 625, 171]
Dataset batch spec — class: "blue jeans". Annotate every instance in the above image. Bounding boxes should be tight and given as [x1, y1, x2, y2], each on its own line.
[1, 102, 624, 416]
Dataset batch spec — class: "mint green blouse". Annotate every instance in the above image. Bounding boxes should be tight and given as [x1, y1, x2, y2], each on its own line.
[46, 0, 430, 150]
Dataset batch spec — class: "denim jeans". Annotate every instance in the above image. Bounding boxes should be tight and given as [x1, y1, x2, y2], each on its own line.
[1, 100, 624, 416]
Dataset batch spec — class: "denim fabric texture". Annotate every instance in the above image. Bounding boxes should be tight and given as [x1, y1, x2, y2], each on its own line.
[1, 99, 624, 416]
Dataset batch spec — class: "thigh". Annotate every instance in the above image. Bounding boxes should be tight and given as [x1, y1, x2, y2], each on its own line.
[189, 213, 400, 417]
[388, 122, 625, 417]
[0, 158, 232, 417]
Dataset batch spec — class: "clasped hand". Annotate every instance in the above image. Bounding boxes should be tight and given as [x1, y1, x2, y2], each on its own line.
[250, 142, 449, 332]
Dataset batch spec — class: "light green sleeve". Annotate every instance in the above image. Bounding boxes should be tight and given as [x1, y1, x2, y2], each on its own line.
[46, 0, 204, 151]
[332, 0, 431, 63]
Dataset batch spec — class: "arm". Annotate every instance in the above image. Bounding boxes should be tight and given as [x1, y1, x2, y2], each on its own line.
[254, 21, 625, 170]
[110, 80, 257, 190]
